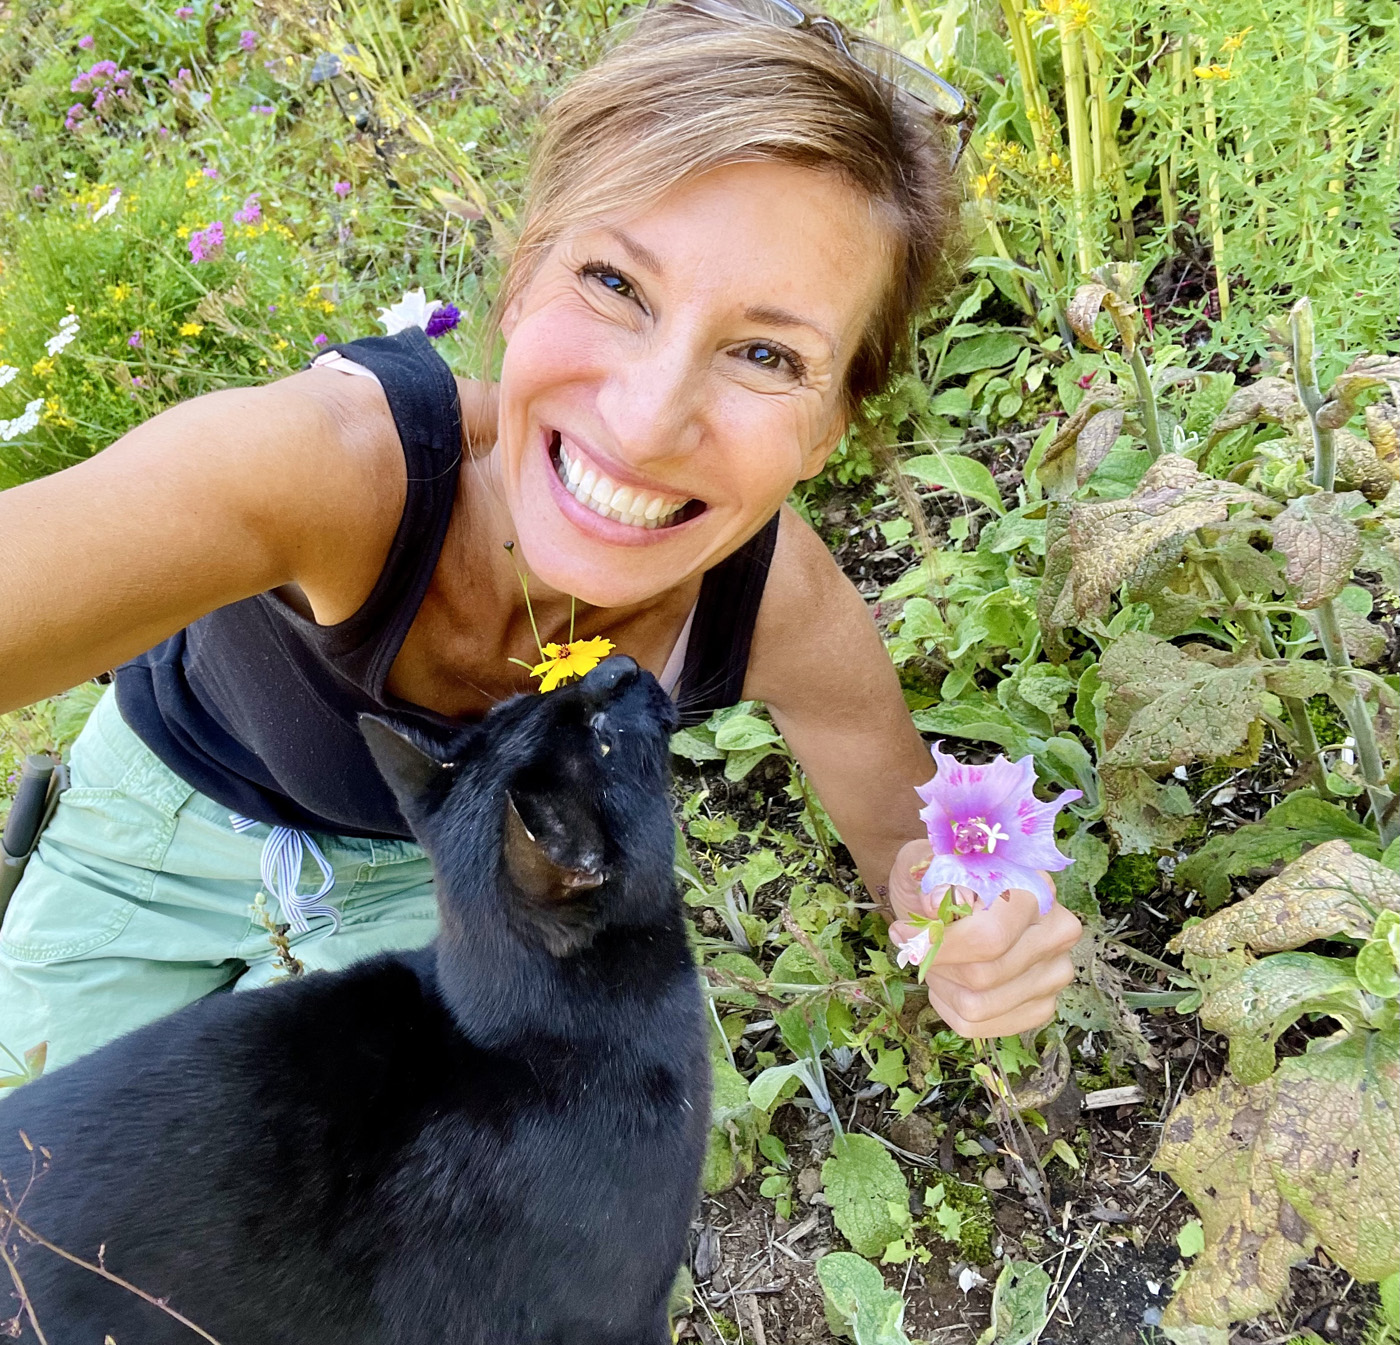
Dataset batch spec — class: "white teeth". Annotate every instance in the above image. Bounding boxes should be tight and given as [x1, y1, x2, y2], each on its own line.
[552, 434, 689, 530]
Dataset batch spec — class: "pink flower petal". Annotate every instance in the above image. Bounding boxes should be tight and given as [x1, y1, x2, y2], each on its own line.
[923, 742, 1036, 823]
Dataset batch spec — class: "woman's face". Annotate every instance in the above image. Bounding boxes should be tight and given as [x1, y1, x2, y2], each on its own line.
[496, 160, 892, 608]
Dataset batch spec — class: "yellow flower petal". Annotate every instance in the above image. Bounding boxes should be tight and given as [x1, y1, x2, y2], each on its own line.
[527, 637, 616, 692]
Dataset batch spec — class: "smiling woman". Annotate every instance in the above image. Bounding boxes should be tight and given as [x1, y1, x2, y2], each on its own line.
[0, 0, 1080, 1072]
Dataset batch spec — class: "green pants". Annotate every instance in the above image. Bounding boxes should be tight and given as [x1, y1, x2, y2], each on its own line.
[0, 688, 438, 1075]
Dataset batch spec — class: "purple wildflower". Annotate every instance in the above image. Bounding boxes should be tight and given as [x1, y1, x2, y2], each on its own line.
[424, 302, 461, 339]
[202, 165, 218, 178]
[239, 28, 257, 50]
[64, 102, 86, 130]
[913, 742, 1081, 915]
[92, 59, 116, 77]
[332, 180, 351, 197]
[132, 375, 144, 387]
[250, 103, 275, 116]
[233, 193, 261, 225]
[312, 333, 329, 346]
[128, 331, 143, 347]
[188, 219, 225, 263]
[175, 6, 195, 17]
[78, 33, 94, 48]
[266, 303, 278, 313]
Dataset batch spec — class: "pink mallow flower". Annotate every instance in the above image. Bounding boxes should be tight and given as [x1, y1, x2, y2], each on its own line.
[233, 193, 261, 224]
[914, 741, 1081, 916]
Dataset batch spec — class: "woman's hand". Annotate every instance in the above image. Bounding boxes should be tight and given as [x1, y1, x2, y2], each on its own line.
[887, 838, 1081, 1038]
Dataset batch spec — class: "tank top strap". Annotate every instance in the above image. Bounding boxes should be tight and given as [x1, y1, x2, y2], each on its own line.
[676, 512, 780, 725]
[307, 328, 463, 689]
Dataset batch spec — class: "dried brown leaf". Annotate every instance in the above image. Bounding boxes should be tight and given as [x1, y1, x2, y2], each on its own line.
[1365, 402, 1399, 462]
[1172, 840, 1400, 958]
[1067, 283, 1112, 351]
[1316, 355, 1400, 430]
[1157, 1031, 1399, 1329]
[1271, 493, 1363, 609]
[1332, 427, 1400, 500]
[1207, 377, 1303, 444]
[1075, 408, 1126, 485]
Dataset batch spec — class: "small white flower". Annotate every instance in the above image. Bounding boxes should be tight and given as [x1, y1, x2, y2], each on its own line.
[894, 925, 932, 970]
[92, 188, 122, 221]
[376, 287, 441, 336]
[0, 397, 45, 442]
[0, 364, 17, 388]
[958, 1267, 988, 1294]
[44, 315, 80, 357]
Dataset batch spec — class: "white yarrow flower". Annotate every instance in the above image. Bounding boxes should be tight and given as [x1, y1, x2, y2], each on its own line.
[894, 925, 932, 970]
[44, 314, 81, 357]
[92, 188, 122, 222]
[0, 364, 17, 388]
[0, 398, 45, 442]
[376, 288, 441, 336]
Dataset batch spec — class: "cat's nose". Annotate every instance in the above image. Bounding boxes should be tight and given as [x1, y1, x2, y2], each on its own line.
[578, 655, 639, 708]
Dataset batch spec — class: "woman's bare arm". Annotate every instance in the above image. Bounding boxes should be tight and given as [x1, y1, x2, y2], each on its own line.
[746, 508, 1080, 1035]
[0, 370, 407, 714]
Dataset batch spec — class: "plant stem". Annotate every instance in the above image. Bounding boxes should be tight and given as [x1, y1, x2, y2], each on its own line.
[1128, 347, 1164, 459]
[1291, 298, 1336, 490]
[1312, 600, 1398, 844]
[1191, 48, 1230, 320]
[1210, 556, 1333, 800]
[1057, 14, 1096, 276]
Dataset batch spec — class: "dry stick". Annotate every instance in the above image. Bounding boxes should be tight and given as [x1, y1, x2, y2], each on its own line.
[1031, 1222, 1101, 1345]
[0, 1206, 224, 1345]
[0, 1240, 49, 1345]
[977, 1043, 1055, 1229]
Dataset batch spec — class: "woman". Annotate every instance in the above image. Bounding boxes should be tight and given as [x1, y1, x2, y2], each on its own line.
[0, 2, 1080, 1072]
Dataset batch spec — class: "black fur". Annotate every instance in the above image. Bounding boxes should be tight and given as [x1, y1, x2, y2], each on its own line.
[0, 658, 709, 1344]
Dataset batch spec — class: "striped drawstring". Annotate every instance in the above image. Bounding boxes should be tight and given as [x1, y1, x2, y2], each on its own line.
[230, 815, 341, 935]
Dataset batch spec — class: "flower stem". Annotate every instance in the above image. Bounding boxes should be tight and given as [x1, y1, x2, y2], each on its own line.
[1290, 298, 1336, 490]
[1312, 598, 1398, 843]
[1128, 346, 1165, 459]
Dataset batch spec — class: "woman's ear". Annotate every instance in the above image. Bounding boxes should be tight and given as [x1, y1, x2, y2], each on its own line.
[797, 412, 850, 482]
[498, 293, 523, 341]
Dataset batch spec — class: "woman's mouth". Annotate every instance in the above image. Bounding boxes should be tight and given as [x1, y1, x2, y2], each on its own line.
[549, 432, 701, 530]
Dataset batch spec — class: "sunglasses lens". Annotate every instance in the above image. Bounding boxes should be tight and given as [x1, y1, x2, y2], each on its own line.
[845, 35, 965, 118]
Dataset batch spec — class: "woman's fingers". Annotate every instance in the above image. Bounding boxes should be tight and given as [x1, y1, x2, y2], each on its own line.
[925, 949, 1077, 1038]
[935, 893, 1082, 989]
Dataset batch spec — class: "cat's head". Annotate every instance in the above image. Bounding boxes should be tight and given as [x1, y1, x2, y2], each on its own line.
[361, 656, 681, 958]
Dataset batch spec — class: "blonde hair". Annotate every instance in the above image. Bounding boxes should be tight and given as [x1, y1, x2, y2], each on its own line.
[493, 4, 962, 418]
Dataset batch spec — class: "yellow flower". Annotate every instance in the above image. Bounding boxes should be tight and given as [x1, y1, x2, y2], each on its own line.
[43, 398, 75, 428]
[1194, 62, 1232, 80]
[178, 321, 204, 336]
[184, 172, 203, 190]
[1221, 26, 1252, 53]
[176, 225, 191, 239]
[31, 356, 55, 379]
[109, 283, 132, 303]
[529, 638, 616, 693]
[272, 336, 290, 351]
[320, 300, 336, 315]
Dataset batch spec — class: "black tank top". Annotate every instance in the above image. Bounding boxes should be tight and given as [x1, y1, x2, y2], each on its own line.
[115, 328, 779, 839]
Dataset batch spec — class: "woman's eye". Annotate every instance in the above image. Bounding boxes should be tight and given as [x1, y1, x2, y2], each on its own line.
[739, 341, 805, 379]
[581, 263, 638, 302]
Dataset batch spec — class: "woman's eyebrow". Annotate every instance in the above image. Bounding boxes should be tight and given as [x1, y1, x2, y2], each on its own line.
[603, 226, 665, 275]
[743, 304, 836, 357]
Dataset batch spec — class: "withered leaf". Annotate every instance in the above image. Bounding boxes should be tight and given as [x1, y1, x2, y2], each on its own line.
[1076, 407, 1126, 485]
[1331, 427, 1400, 501]
[1099, 764, 1195, 854]
[1157, 1031, 1399, 1328]
[1037, 503, 1075, 663]
[1310, 603, 1389, 665]
[1316, 355, 1400, 431]
[1069, 456, 1262, 619]
[1098, 633, 1268, 772]
[1271, 493, 1363, 610]
[1197, 950, 1374, 1084]
[1207, 377, 1303, 445]
[1365, 401, 1399, 462]
[1067, 283, 1113, 351]
[1172, 840, 1400, 958]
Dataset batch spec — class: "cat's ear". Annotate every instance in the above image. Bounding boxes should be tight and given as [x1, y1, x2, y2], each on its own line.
[361, 715, 458, 811]
[503, 793, 604, 905]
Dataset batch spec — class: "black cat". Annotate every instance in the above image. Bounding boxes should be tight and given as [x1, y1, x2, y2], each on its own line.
[0, 656, 709, 1344]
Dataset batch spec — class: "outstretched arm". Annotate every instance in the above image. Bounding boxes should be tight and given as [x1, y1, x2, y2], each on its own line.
[745, 507, 1080, 1037]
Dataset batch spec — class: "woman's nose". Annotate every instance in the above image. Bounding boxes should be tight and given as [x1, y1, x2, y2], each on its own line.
[594, 336, 704, 467]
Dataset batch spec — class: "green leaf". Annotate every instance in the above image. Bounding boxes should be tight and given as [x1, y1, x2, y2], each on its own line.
[749, 1062, 808, 1112]
[901, 452, 1006, 515]
[670, 725, 725, 761]
[816, 1252, 913, 1345]
[1175, 795, 1381, 908]
[822, 1134, 912, 1259]
[910, 699, 1037, 757]
[1272, 493, 1364, 610]
[713, 713, 783, 752]
[1177, 1219, 1206, 1257]
[703, 1059, 769, 1193]
[1049, 1137, 1080, 1171]
[975, 1259, 1052, 1345]
[867, 1047, 908, 1090]
[1053, 829, 1110, 922]
[1357, 938, 1400, 998]
[937, 330, 1023, 382]
[723, 745, 783, 781]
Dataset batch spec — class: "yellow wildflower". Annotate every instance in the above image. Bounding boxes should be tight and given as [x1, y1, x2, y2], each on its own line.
[184, 172, 203, 190]
[1221, 26, 1252, 52]
[176, 225, 191, 239]
[273, 337, 290, 351]
[178, 321, 204, 336]
[31, 356, 55, 379]
[320, 300, 336, 315]
[529, 638, 616, 693]
[109, 283, 132, 303]
[1193, 62, 1232, 80]
[43, 398, 75, 428]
